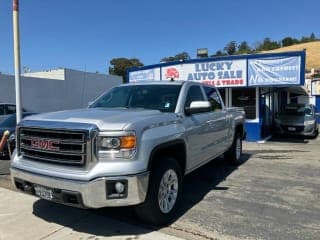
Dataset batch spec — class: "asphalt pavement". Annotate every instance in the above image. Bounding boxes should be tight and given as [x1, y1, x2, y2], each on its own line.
[0, 135, 319, 240]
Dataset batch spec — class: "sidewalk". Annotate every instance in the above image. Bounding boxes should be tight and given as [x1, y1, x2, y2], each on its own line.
[0, 187, 184, 240]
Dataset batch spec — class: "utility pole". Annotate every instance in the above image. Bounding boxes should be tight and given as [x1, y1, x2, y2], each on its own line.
[13, 0, 22, 123]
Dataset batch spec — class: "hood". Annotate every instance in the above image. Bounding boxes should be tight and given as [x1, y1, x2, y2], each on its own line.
[0, 127, 16, 136]
[24, 108, 173, 130]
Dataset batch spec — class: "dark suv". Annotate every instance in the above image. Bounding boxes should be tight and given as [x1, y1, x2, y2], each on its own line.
[0, 103, 27, 122]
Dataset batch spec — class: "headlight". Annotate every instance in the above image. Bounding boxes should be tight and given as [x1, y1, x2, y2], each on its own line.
[97, 133, 136, 159]
[8, 133, 16, 142]
[304, 120, 315, 125]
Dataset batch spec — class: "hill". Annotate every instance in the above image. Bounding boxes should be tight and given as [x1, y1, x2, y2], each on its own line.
[264, 41, 320, 70]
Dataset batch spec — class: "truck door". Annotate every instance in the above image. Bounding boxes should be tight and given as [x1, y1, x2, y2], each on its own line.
[203, 86, 229, 157]
[183, 85, 214, 170]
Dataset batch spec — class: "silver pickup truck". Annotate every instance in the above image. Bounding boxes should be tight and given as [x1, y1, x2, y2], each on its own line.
[10, 81, 245, 225]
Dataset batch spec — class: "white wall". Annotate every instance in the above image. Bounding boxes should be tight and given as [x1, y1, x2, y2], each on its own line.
[0, 69, 122, 113]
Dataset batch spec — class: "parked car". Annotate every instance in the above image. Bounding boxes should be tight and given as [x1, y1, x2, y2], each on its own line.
[274, 103, 319, 138]
[0, 103, 27, 122]
[0, 112, 36, 158]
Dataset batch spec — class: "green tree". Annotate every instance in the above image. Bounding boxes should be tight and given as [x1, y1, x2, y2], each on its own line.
[237, 41, 252, 54]
[160, 52, 190, 63]
[223, 41, 237, 55]
[282, 37, 295, 47]
[210, 50, 227, 57]
[300, 33, 317, 43]
[109, 58, 144, 83]
[310, 32, 316, 41]
[256, 38, 281, 51]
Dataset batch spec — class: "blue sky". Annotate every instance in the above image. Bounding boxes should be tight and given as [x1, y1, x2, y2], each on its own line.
[0, 0, 319, 74]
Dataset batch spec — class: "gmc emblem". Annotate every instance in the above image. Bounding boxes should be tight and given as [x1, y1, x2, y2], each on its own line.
[30, 139, 60, 151]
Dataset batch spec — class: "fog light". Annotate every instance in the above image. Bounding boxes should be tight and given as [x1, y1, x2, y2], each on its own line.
[106, 180, 128, 199]
[115, 182, 125, 193]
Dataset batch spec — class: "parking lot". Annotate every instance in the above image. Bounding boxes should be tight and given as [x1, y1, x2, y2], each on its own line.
[0, 136, 319, 240]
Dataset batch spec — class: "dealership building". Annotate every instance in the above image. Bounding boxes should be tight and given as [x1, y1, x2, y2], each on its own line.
[127, 51, 316, 142]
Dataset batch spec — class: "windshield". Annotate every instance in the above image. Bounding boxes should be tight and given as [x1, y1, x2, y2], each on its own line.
[281, 105, 313, 116]
[90, 85, 181, 113]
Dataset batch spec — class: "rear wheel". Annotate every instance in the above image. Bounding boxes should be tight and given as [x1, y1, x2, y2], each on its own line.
[134, 157, 182, 226]
[225, 132, 242, 165]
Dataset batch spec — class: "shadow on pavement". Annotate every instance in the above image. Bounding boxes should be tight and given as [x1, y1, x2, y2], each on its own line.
[0, 157, 10, 175]
[32, 153, 251, 236]
[269, 134, 318, 144]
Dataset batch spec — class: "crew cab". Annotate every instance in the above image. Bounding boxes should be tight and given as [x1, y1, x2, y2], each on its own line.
[11, 81, 245, 225]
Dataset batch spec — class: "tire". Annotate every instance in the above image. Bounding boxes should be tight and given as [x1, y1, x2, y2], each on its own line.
[134, 157, 182, 226]
[311, 125, 319, 139]
[225, 132, 242, 165]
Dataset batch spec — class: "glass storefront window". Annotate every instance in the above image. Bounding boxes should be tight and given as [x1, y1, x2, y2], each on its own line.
[232, 88, 256, 119]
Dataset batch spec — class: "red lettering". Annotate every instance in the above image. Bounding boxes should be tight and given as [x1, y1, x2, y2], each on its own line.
[31, 139, 59, 151]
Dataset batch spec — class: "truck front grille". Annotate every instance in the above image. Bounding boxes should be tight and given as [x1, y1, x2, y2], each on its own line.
[19, 127, 88, 166]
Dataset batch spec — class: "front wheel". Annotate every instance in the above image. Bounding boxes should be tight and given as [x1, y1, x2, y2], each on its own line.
[225, 132, 242, 165]
[134, 157, 182, 226]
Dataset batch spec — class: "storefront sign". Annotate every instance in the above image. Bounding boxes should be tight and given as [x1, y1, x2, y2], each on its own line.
[161, 60, 247, 88]
[248, 57, 301, 86]
[129, 68, 160, 82]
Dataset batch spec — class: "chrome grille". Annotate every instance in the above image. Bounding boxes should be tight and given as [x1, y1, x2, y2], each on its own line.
[19, 127, 87, 166]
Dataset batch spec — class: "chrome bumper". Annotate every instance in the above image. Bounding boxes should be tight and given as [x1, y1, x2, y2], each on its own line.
[10, 167, 149, 208]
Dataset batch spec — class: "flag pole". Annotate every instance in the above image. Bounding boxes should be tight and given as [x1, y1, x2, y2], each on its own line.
[13, 0, 22, 123]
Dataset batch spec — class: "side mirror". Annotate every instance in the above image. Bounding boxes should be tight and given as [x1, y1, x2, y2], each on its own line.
[185, 101, 211, 115]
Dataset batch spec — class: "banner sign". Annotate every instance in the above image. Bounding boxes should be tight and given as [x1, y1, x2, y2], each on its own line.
[161, 60, 247, 88]
[248, 57, 301, 86]
[129, 68, 160, 82]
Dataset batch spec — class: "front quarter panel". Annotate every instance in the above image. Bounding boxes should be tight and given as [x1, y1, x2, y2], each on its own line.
[135, 120, 185, 171]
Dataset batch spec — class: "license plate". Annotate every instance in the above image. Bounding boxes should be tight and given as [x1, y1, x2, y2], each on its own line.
[288, 127, 296, 131]
[34, 185, 54, 200]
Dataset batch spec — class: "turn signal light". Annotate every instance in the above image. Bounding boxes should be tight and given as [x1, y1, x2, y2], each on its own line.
[120, 136, 136, 149]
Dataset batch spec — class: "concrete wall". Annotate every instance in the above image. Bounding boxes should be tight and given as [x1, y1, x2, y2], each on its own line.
[0, 69, 122, 113]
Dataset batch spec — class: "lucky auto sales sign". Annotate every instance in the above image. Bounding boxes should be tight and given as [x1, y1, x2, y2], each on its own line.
[161, 59, 247, 88]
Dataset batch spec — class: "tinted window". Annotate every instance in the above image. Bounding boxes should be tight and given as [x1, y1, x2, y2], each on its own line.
[219, 88, 225, 104]
[6, 105, 16, 114]
[184, 85, 205, 108]
[91, 85, 181, 113]
[0, 105, 4, 115]
[204, 87, 222, 111]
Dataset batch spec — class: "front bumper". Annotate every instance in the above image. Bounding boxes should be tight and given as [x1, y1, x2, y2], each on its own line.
[10, 167, 149, 208]
[274, 124, 316, 136]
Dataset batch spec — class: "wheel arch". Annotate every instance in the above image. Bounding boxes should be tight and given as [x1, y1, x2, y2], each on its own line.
[148, 139, 187, 175]
[235, 123, 246, 140]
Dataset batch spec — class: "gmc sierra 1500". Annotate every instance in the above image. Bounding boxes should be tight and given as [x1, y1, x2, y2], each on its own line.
[11, 81, 245, 225]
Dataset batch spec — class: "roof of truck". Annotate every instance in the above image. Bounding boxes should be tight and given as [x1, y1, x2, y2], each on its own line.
[124, 80, 185, 86]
